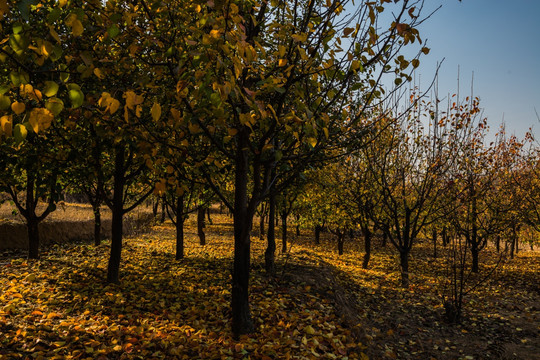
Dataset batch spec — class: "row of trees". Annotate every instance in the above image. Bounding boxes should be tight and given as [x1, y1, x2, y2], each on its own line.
[295, 91, 538, 289]
[2, 0, 537, 336]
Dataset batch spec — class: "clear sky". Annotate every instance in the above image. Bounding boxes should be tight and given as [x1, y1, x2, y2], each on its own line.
[406, 0, 540, 139]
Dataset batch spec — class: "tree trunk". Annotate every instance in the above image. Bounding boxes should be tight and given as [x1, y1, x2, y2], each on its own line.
[495, 235, 500, 253]
[314, 225, 321, 245]
[176, 194, 185, 260]
[399, 250, 410, 288]
[92, 202, 101, 246]
[337, 232, 344, 255]
[381, 231, 387, 247]
[264, 191, 276, 275]
[231, 129, 255, 337]
[107, 146, 125, 284]
[510, 228, 516, 259]
[27, 216, 40, 260]
[160, 197, 166, 223]
[197, 206, 206, 245]
[362, 226, 371, 269]
[207, 207, 212, 224]
[432, 228, 437, 259]
[259, 203, 266, 239]
[152, 198, 159, 218]
[281, 213, 288, 253]
[471, 242, 479, 273]
[25, 168, 40, 259]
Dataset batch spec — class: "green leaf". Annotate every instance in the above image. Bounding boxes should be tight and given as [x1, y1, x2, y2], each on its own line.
[43, 81, 59, 97]
[107, 24, 120, 38]
[47, 8, 62, 23]
[9, 34, 29, 52]
[9, 71, 29, 86]
[0, 94, 10, 110]
[46, 98, 64, 116]
[14, 123, 27, 143]
[68, 89, 84, 108]
[12, 22, 23, 34]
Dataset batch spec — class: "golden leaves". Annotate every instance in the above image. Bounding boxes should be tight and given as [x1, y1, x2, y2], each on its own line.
[124, 91, 144, 110]
[151, 102, 161, 122]
[0, 114, 12, 136]
[98, 92, 120, 114]
[28, 108, 54, 133]
[11, 101, 25, 115]
[65, 13, 84, 37]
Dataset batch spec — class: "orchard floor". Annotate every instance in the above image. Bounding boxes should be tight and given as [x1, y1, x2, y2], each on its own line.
[1, 211, 539, 359]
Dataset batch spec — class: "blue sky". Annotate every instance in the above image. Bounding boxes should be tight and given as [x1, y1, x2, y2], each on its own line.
[403, 0, 540, 139]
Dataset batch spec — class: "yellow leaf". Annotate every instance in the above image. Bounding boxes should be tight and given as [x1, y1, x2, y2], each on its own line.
[304, 325, 316, 335]
[49, 26, 61, 43]
[47, 312, 61, 319]
[0, 115, 13, 136]
[210, 29, 221, 38]
[154, 180, 166, 195]
[71, 19, 83, 37]
[151, 102, 161, 121]
[308, 137, 317, 147]
[108, 98, 120, 114]
[98, 92, 111, 107]
[278, 59, 287, 67]
[124, 91, 143, 109]
[11, 101, 25, 115]
[170, 108, 181, 122]
[93, 68, 105, 79]
[28, 108, 54, 133]
[40, 41, 53, 57]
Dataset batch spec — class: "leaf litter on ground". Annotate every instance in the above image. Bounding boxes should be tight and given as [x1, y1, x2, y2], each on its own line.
[1, 212, 538, 359]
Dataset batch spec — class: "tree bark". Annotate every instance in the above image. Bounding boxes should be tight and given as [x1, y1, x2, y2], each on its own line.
[314, 225, 321, 245]
[362, 226, 371, 269]
[176, 194, 185, 260]
[207, 206, 212, 224]
[26, 168, 40, 259]
[264, 190, 276, 275]
[160, 196, 166, 223]
[432, 228, 437, 259]
[93, 204, 101, 246]
[231, 129, 255, 337]
[107, 146, 125, 284]
[27, 216, 40, 260]
[281, 212, 288, 253]
[381, 231, 387, 247]
[399, 250, 410, 288]
[495, 235, 500, 253]
[337, 232, 344, 255]
[471, 240, 479, 273]
[197, 206, 206, 245]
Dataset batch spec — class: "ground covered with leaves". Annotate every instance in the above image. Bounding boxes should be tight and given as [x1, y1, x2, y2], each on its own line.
[1, 212, 539, 359]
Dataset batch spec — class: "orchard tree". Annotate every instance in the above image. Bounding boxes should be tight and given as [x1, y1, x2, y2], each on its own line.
[363, 93, 468, 287]
[0, 0, 91, 258]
